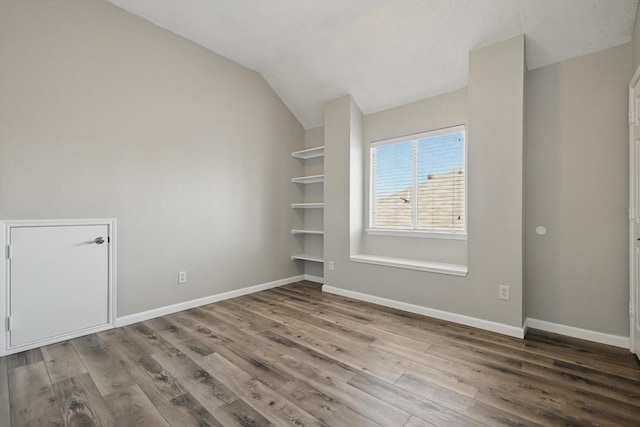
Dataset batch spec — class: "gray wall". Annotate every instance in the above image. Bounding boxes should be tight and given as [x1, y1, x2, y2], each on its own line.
[525, 44, 630, 335]
[324, 95, 363, 290]
[0, 0, 304, 317]
[324, 36, 526, 329]
[322, 39, 631, 337]
[466, 35, 526, 327]
[633, 4, 640, 74]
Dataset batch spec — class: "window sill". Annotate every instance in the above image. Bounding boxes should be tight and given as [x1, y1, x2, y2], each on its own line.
[365, 228, 467, 240]
[349, 254, 468, 276]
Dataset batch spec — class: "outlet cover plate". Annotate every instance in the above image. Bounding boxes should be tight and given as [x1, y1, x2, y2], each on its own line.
[499, 285, 510, 301]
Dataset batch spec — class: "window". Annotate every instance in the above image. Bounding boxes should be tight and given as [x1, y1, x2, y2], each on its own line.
[369, 125, 466, 237]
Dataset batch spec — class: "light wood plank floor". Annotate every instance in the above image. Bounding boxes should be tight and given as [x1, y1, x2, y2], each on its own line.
[1, 281, 639, 426]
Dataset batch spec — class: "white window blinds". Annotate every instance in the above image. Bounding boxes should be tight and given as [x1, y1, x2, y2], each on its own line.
[370, 125, 465, 233]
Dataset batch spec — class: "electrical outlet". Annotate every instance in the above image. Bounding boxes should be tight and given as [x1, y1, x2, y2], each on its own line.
[328, 261, 334, 271]
[499, 285, 510, 301]
[178, 271, 187, 284]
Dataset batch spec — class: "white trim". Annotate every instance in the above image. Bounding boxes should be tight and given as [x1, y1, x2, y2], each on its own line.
[2, 324, 114, 356]
[303, 274, 324, 284]
[322, 285, 523, 338]
[630, 66, 640, 355]
[522, 317, 529, 336]
[365, 228, 467, 240]
[631, 63, 640, 89]
[116, 275, 303, 327]
[0, 218, 117, 356]
[370, 146, 376, 228]
[526, 318, 630, 349]
[349, 254, 467, 276]
[0, 218, 117, 227]
[412, 139, 418, 229]
[631, 72, 635, 355]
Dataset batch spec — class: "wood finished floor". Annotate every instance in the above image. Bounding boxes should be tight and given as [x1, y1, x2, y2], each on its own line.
[1, 281, 640, 427]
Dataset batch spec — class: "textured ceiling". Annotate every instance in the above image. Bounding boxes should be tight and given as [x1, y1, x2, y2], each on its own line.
[105, 0, 638, 129]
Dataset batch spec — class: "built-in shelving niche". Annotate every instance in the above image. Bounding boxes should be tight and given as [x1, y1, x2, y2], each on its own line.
[291, 146, 324, 265]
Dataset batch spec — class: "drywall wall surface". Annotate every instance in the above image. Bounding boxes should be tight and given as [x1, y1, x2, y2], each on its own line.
[526, 44, 630, 335]
[301, 127, 325, 279]
[304, 127, 325, 172]
[633, 3, 640, 75]
[364, 88, 467, 141]
[349, 101, 364, 256]
[362, 88, 468, 265]
[324, 36, 525, 328]
[324, 96, 359, 283]
[465, 34, 525, 327]
[0, 0, 304, 316]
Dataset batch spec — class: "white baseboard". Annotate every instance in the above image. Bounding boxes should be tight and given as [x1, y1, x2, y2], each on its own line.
[115, 276, 630, 349]
[116, 275, 304, 327]
[322, 285, 525, 339]
[303, 274, 324, 284]
[522, 317, 529, 335]
[525, 318, 630, 349]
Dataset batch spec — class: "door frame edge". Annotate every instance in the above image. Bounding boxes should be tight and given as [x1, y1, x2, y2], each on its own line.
[630, 64, 640, 354]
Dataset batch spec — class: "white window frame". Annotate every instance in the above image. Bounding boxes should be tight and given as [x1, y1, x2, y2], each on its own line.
[368, 125, 467, 240]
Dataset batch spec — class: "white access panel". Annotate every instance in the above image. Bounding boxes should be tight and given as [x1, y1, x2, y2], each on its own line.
[1, 220, 116, 355]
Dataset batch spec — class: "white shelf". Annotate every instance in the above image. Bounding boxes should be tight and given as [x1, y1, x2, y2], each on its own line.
[291, 229, 324, 235]
[291, 203, 324, 209]
[292, 174, 324, 184]
[292, 254, 324, 263]
[292, 146, 324, 159]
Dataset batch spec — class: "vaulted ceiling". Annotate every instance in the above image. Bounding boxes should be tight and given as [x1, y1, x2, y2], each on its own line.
[106, 0, 638, 129]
